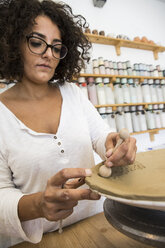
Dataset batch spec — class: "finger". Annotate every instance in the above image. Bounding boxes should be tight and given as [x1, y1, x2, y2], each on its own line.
[46, 209, 73, 222]
[64, 178, 85, 189]
[105, 132, 119, 151]
[47, 188, 100, 202]
[108, 139, 129, 164]
[123, 137, 137, 164]
[107, 138, 137, 167]
[105, 148, 113, 158]
[55, 200, 78, 210]
[49, 168, 92, 187]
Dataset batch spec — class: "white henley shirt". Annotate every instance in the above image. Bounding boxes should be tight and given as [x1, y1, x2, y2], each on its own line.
[0, 82, 112, 247]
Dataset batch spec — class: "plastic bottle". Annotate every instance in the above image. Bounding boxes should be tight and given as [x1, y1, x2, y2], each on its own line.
[107, 112, 117, 132]
[149, 79, 157, 102]
[87, 77, 98, 105]
[114, 79, 123, 104]
[145, 110, 155, 129]
[115, 112, 125, 132]
[139, 110, 147, 131]
[141, 79, 151, 103]
[121, 78, 131, 103]
[78, 77, 88, 98]
[131, 111, 140, 132]
[128, 79, 137, 103]
[96, 78, 106, 105]
[124, 107, 133, 133]
[155, 80, 163, 102]
[135, 79, 143, 103]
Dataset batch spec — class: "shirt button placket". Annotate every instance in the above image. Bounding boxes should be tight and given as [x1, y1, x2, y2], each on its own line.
[53, 136, 64, 154]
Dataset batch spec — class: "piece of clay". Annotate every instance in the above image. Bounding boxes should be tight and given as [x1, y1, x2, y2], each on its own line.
[99, 165, 112, 178]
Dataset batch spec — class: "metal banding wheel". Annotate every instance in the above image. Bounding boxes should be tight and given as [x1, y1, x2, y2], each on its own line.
[103, 198, 165, 248]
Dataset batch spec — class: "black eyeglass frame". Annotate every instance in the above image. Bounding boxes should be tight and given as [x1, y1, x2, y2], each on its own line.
[26, 35, 68, 60]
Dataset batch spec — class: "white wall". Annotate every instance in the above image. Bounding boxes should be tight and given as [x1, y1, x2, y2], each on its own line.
[60, 0, 165, 153]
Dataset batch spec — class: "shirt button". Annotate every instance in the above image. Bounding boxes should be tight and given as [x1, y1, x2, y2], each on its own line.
[58, 142, 61, 146]
[61, 150, 64, 153]
[54, 136, 57, 139]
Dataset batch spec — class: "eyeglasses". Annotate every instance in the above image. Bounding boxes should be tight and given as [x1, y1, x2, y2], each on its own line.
[26, 35, 68, 60]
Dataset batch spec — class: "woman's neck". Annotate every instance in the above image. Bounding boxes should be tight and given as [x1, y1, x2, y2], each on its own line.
[14, 79, 57, 101]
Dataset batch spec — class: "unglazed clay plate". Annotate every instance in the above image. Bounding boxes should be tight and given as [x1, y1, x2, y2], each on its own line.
[85, 149, 165, 211]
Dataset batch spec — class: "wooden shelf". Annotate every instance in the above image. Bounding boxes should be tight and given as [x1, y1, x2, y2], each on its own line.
[95, 102, 165, 111]
[85, 33, 165, 60]
[131, 128, 165, 135]
[131, 128, 165, 141]
[78, 73, 165, 83]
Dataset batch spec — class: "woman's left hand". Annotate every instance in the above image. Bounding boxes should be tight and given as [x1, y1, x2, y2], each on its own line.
[104, 132, 137, 167]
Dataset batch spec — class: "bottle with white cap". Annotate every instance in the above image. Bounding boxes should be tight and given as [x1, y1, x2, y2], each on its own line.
[128, 79, 137, 103]
[92, 59, 99, 68]
[145, 109, 155, 129]
[160, 109, 165, 127]
[139, 110, 147, 131]
[115, 111, 125, 132]
[85, 61, 93, 74]
[87, 77, 98, 105]
[135, 79, 143, 103]
[98, 57, 104, 66]
[154, 110, 161, 128]
[103, 78, 115, 104]
[131, 107, 140, 132]
[100, 113, 109, 126]
[107, 112, 117, 132]
[103, 78, 115, 113]
[78, 77, 88, 98]
[124, 106, 133, 133]
[141, 79, 151, 103]
[114, 78, 123, 104]
[149, 79, 157, 102]
[155, 80, 164, 102]
[161, 80, 165, 101]
[121, 78, 131, 104]
[96, 77, 106, 105]
[99, 64, 106, 74]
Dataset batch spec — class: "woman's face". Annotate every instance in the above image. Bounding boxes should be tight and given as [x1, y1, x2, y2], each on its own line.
[21, 15, 61, 85]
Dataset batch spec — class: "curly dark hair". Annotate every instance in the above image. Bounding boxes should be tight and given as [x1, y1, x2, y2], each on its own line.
[0, 0, 91, 84]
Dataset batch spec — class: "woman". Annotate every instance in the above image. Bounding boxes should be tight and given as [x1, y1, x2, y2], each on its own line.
[0, 0, 136, 247]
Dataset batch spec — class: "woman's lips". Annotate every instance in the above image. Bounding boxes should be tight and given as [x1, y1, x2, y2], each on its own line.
[37, 64, 51, 69]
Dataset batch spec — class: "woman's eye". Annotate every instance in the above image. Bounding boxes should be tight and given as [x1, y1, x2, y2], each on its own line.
[53, 47, 61, 53]
[30, 40, 42, 47]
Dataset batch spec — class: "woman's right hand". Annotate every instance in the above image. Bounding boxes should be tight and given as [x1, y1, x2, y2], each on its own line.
[39, 168, 100, 221]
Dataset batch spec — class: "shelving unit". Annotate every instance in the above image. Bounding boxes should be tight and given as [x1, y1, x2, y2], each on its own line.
[80, 34, 165, 141]
[130, 128, 165, 141]
[95, 103, 165, 141]
[95, 102, 165, 111]
[85, 33, 165, 60]
[79, 73, 165, 83]
[76, 74, 165, 141]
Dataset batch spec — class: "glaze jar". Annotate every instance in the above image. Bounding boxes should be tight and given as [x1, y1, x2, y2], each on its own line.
[87, 77, 98, 105]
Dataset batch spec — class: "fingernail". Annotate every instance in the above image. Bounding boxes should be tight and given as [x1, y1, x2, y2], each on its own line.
[106, 148, 113, 157]
[85, 169, 92, 176]
[90, 191, 100, 200]
[107, 161, 114, 167]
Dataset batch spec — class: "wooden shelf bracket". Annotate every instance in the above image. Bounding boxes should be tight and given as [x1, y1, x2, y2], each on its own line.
[149, 130, 159, 141]
[153, 49, 159, 60]
[115, 42, 121, 56]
